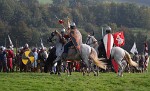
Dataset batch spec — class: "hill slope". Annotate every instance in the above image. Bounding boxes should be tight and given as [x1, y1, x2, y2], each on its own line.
[38, 0, 150, 6]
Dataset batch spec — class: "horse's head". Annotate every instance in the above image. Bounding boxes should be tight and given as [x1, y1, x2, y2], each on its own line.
[47, 30, 61, 43]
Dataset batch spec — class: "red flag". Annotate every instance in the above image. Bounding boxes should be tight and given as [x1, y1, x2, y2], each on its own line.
[58, 19, 64, 24]
[113, 31, 125, 47]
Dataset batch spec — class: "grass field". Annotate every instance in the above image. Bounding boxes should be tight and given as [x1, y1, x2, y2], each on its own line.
[0, 67, 150, 91]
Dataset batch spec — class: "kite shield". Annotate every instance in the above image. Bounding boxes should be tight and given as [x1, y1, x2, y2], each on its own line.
[103, 34, 114, 59]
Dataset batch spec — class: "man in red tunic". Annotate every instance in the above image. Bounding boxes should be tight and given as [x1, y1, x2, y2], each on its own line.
[6, 46, 14, 72]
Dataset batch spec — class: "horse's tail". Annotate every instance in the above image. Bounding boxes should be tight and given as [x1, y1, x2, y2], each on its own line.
[90, 47, 106, 70]
[124, 51, 139, 67]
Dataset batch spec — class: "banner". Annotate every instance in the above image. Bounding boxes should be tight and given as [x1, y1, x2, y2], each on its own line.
[113, 31, 125, 47]
[144, 42, 149, 68]
[40, 38, 44, 48]
[130, 42, 138, 54]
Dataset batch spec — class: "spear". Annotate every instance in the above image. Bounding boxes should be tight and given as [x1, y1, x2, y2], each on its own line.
[8, 35, 14, 48]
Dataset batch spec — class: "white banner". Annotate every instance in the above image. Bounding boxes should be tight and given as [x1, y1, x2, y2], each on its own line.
[130, 42, 138, 54]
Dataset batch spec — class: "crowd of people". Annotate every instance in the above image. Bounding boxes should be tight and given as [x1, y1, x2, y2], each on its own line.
[0, 44, 48, 73]
[131, 52, 148, 73]
[0, 44, 82, 73]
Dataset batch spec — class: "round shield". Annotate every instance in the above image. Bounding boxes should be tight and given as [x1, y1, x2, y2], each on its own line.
[22, 50, 34, 65]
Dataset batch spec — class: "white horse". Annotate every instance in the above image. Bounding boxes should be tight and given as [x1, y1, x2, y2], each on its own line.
[85, 35, 100, 75]
[85, 35, 99, 53]
[48, 30, 106, 76]
[111, 46, 139, 77]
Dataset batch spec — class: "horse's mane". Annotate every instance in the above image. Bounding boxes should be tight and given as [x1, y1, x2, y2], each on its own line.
[55, 30, 66, 44]
[55, 30, 62, 39]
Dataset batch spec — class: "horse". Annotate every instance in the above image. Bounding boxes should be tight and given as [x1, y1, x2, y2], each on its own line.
[44, 47, 62, 75]
[47, 30, 107, 76]
[85, 35, 100, 76]
[108, 46, 139, 77]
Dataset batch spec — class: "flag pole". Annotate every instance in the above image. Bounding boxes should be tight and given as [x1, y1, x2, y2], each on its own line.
[5, 37, 6, 47]
[102, 27, 103, 37]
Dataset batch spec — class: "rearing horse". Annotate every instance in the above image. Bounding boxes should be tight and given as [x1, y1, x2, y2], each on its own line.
[48, 30, 107, 76]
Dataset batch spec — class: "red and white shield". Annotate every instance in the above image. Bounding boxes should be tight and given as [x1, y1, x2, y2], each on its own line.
[103, 34, 114, 59]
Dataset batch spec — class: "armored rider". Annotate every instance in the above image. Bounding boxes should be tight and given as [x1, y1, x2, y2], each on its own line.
[62, 22, 82, 59]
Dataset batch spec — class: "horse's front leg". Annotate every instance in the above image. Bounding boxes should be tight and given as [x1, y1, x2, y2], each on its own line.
[90, 62, 98, 76]
[118, 60, 127, 77]
[117, 61, 123, 77]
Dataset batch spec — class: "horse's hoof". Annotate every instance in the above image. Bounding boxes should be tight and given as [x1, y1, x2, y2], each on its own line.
[94, 74, 97, 76]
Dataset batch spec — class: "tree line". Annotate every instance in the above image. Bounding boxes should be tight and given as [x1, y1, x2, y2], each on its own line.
[0, 0, 150, 53]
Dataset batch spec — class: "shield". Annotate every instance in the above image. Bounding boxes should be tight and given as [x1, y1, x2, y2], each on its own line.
[22, 50, 34, 65]
[70, 29, 82, 51]
[103, 34, 114, 59]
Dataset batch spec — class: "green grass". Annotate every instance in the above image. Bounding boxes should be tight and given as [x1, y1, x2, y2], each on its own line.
[0, 69, 150, 91]
[38, 0, 53, 4]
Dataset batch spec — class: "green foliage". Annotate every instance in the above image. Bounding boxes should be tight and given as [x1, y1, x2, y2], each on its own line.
[0, 0, 150, 53]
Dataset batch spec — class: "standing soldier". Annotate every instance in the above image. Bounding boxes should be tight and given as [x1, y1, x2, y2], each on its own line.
[85, 32, 98, 53]
[0, 46, 8, 72]
[102, 26, 114, 72]
[38, 47, 48, 73]
[6, 46, 14, 72]
[20, 43, 30, 72]
[132, 52, 140, 64]
[31, 48, 38, 72]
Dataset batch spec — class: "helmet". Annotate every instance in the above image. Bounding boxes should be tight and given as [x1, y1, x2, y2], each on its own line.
[70, 22, 76, 29]
[61, 28, 65, 33]
[33, 47, 37, 51]
[7, 45, 12, 49]
[25, 43, 29, 48]
[3, 47, 6, 51]
[105, 26, 111, 33]
[134, 51, 138, 55]
[70, 22, 76, 27]
[0, 46, 3, 51]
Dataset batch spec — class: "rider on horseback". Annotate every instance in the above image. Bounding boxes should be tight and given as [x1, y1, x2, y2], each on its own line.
[53, 22, 82, 63]
[62, 22, 82, 60]
[85, 32, 98, 50]
[100, 26, 114, 68]
[105, 26, 112, 34]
